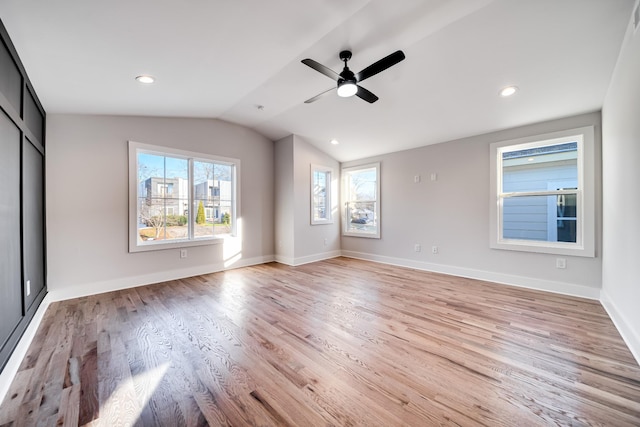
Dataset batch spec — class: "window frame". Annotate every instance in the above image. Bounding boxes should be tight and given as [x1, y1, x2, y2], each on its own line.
[489, 126, 595, 257]
[128, 141, 240, 253]
[310, 164, 333, 225]
[342, 162, 381, 239]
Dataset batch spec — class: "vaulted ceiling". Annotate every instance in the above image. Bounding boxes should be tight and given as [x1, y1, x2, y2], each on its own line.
[0, 0, 634, 161]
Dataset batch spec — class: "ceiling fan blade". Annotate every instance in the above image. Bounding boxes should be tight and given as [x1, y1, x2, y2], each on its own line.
[356, 85, 379, 103]
[356, 50, 405, 83]
[304, 87, 335, 104]
[301, 59, 340, 81]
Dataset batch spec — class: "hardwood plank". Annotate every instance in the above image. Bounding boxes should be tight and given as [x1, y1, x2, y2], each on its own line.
[1, 257, 639, 425]
[78, 342, 99, 425]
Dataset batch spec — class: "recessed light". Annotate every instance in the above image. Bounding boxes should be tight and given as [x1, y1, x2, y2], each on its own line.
[135, 75, 155, 84]
[500, 85, 518, 97]
[330, 139, 339, 145]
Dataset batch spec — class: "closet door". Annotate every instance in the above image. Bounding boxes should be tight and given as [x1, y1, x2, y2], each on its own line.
[23, 138, 45, 310]
[0, 23, 47, 371]
[0, 110, 22, 349]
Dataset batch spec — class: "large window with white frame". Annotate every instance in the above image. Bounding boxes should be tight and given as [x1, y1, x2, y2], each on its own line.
[311, 164, 333, 225]
[343, 162, 380, 238]
[489, 126, 595, 257]
[128, 141, 238, 252]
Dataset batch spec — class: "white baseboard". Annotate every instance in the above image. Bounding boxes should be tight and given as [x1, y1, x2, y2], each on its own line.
[340, 250, 601, 300]
[275, 250, 341, 267]
[49, 254, 274, 302]
[274, 254, 295, 266]
[600, 290, 640, 366]
[0, 294, 53, 406]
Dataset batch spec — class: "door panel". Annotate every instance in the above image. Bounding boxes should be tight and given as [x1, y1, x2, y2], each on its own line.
[23, 139, 45, 310]
[0, 110, 23, 348]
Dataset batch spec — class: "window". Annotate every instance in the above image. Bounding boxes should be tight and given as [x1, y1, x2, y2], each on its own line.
[128, 141, 238, 252]
[311, 165, 333, 225]
[342, 162, 380, 238]
[490, 126, 595, 257]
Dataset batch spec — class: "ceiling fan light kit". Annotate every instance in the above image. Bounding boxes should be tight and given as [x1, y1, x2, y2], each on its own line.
[302, 49, 405, 104]
[337, 80, 357, 97]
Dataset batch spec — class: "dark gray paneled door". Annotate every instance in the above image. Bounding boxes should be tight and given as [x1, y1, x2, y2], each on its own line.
[0, 110, 23, 349]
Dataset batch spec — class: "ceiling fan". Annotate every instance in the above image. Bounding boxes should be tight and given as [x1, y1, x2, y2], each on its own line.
[301, 49, 405, 104]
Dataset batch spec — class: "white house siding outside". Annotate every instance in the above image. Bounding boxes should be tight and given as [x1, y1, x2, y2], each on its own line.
[502, 149, 578, 242]
[194, 179, 232, 221]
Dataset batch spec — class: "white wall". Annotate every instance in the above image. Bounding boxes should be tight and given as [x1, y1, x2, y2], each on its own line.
[601, 6, 640, 362]
[275, 135, 295, 262]
[46, 114, 274, 300]
[275, 135, 340, 265]
[341, 112, 603, 299]
[292, 135, 341, 264]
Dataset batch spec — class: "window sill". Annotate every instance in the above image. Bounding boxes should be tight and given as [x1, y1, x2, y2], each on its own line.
[129, 235, 228, 253]
[311, 220, 334, 226]
[343, 231, 380, 239]
[490, 238, 594, 257]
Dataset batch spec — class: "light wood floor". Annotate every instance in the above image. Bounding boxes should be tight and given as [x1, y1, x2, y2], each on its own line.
[1, 258, 639, 426]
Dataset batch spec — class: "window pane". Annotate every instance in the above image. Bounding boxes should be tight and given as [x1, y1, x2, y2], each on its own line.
[194, 160, 232, 238]
[343, 163, 379, 237]
[502, 142, 577, 193]
[312, 170, 329, 221]
[347, 167, 377, 201]
[137, 153, 188, 242]
[503, 194, 577, 243]
[557, 219, 576, 243]
[557, 193, 576, 218]
[346, 201, 377, 234]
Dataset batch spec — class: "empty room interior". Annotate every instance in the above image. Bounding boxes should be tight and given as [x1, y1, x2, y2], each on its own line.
[1, 0, 640, 425]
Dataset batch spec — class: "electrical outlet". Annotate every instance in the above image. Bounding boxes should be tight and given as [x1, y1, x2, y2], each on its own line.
[556, 258, 566, 269]
[324, 238, 328, 246]
[414, 244, 421, 252]
[180, 249, 188, 259]
[26, 280, 31, 296]
[414, 175, 421, 183]
[430, 173, 438, 181]
[432, 246, 439, 254]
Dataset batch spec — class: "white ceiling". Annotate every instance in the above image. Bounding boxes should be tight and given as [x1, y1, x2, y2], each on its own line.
[0, 0, 634, 161]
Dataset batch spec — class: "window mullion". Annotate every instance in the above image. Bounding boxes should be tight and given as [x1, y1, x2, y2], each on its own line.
[188, 158, 194, 241]
[501, 189, 578, 198]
